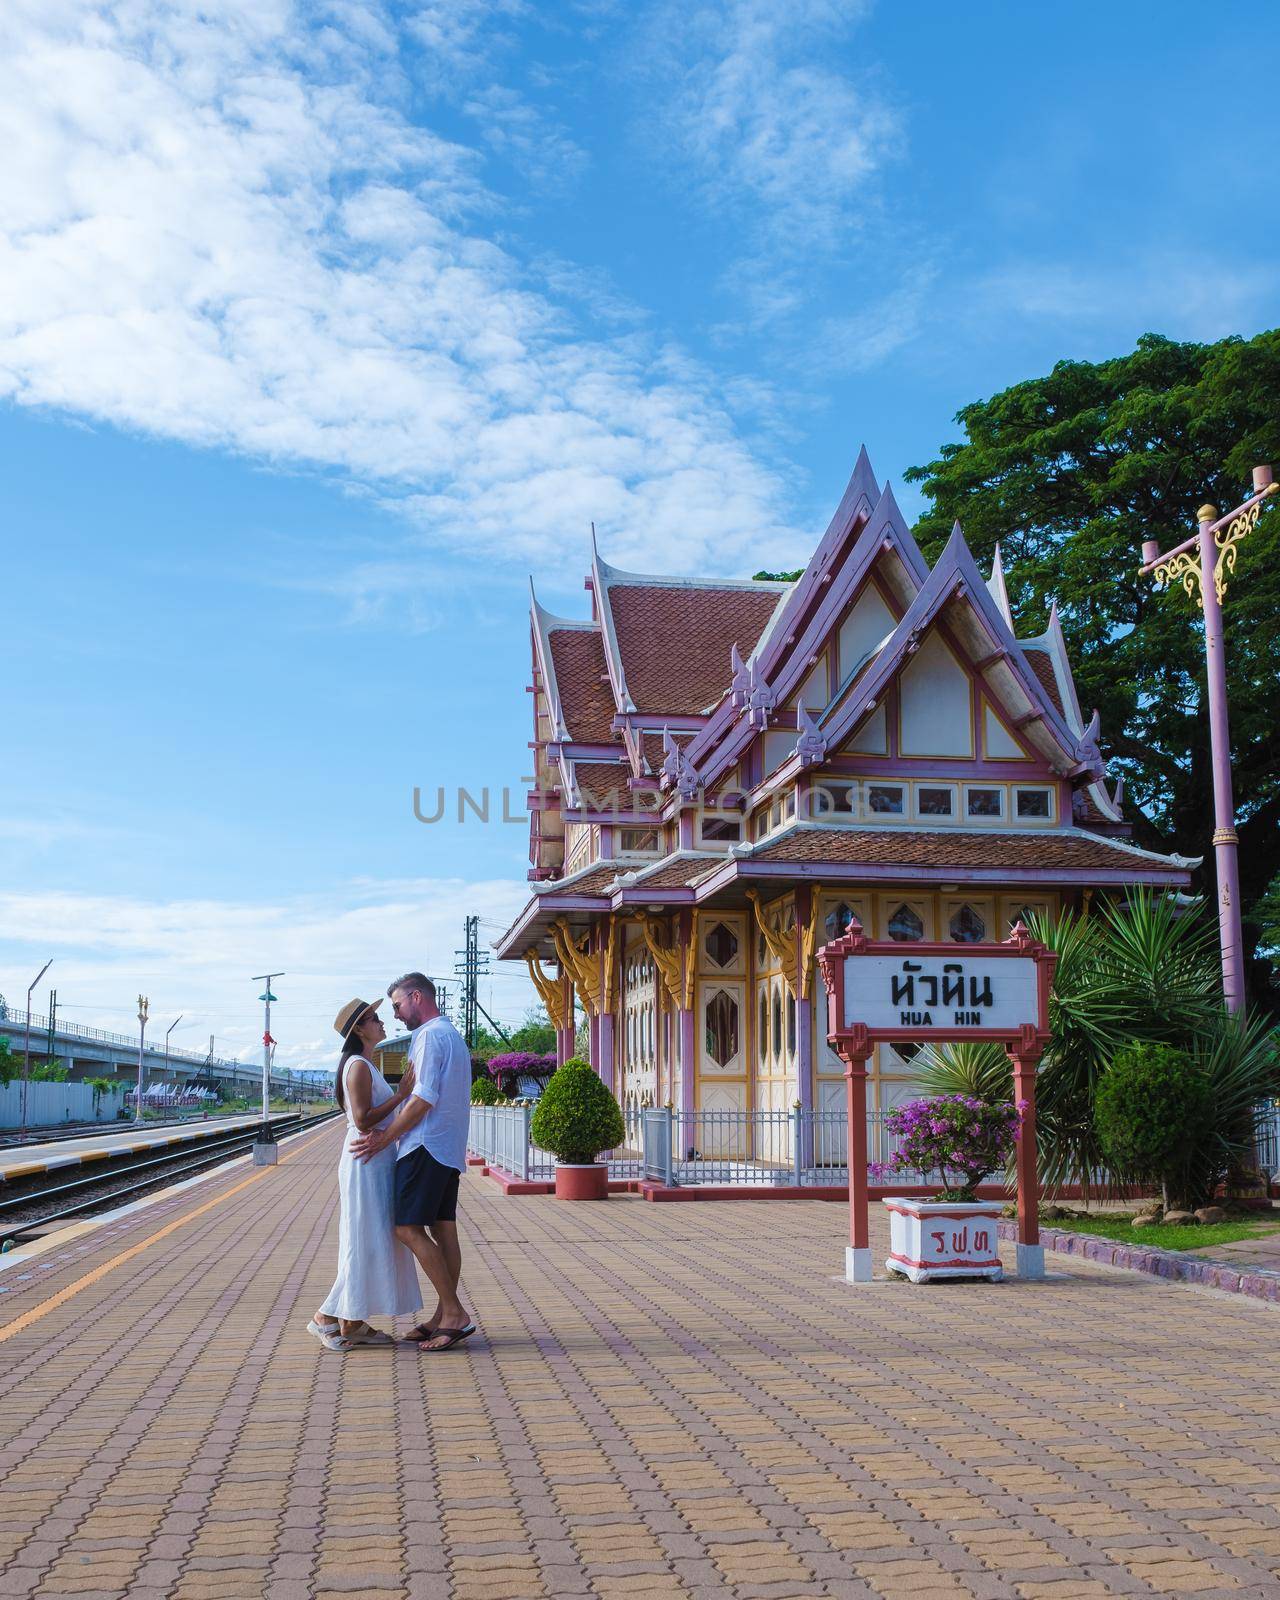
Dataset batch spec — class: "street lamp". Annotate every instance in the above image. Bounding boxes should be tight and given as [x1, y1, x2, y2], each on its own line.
[251, 972, 283, 1165]
[20, 959, 52, 1137]
[1139, 464, 1278, 1013]
[134, 995, 150, 1123]
[164, 1014, 183, 1102]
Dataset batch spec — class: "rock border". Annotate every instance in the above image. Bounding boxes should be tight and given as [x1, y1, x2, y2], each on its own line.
[997, 1218, 1280, 1302]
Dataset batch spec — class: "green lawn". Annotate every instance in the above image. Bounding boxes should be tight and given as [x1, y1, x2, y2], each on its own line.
[1046, 1212, 1280, 1253]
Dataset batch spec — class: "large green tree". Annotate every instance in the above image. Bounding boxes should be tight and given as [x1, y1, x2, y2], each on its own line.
[906, 331, 1280, 1001]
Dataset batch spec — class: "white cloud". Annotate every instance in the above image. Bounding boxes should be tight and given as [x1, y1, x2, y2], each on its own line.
[0, 874, 534, 1072]
[972, 255, 1280, 342]
[0, 0, 797, 579]
[646, 0, 901, 252]
[809, 262, 938, 374]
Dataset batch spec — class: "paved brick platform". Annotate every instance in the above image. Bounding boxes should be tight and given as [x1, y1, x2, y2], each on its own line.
[2, 1119, 1279, 1599]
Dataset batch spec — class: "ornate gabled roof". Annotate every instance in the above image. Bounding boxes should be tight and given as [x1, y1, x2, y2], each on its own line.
[819, 523, 1088, 776]
[685, 471, 927, 789]
[592, 555, 789, 718]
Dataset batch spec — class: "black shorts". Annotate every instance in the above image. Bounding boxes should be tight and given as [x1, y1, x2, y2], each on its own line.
[394, 1147, 461, 1227]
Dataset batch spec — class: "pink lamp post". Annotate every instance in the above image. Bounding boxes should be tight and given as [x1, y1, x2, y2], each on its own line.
[1139, 465, 1278, 1013]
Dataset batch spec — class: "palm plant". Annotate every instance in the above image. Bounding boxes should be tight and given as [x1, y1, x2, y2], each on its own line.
[1178, 1011, 1280, 1205]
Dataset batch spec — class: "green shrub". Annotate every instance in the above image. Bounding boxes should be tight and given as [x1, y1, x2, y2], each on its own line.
[1094, 1042, 1211, 1208]
[529, 1057, 624, 1164]
[470, 1075, 505, 1106]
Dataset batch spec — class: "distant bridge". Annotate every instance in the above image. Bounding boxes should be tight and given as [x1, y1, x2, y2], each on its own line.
[0, 1007, 296, 1095]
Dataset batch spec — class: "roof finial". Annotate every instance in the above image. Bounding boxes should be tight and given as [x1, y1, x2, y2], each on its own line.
[986, 541, 1013, 626]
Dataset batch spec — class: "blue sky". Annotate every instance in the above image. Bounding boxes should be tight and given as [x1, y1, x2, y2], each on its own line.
[3, 0, 1277, 1070]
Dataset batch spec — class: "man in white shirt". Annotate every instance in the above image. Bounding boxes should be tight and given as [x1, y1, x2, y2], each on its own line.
[349, 972, 473, 1351]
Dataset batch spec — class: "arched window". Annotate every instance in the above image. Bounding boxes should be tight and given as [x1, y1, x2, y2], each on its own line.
[786, 993, 796, 1057]
[949, 904, 986, 943]
[705, 990, 739, 1067]
[887, 904, 924, 942]
[771, 989, 783, 1060]
[825, 901, 854, 941]
[758, 990, 768, 1065]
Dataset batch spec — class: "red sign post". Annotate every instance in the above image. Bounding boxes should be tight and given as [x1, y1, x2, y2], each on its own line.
[818, 918, 1056, 1282]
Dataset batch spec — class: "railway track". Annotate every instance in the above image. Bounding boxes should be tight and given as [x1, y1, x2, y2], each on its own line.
[0, 1112, 311, 1149]
[0, 1110, 342, 1246]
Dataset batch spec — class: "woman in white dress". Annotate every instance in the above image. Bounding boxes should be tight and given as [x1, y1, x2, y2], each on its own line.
[307, 998, 423, 1351]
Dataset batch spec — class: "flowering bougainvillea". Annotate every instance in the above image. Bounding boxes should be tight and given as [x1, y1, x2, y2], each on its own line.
[870, 1094, 1023, 1202]
[486, 1050, 556, 1092]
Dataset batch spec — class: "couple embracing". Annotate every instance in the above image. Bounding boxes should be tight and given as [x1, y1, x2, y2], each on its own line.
[307, 972, 475, 1354]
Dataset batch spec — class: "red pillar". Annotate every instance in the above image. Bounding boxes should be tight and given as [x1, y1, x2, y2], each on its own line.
[839, 1031, 872, 1282]
[1009, 1044, 1044, 1279]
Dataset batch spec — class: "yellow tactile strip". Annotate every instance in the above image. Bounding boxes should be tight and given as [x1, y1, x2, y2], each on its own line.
[1, 1124, 1279, 1598]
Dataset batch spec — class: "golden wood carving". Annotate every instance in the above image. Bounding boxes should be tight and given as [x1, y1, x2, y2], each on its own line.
[745, 889, 798, 997]
[525, 949, 572, 1031]
[551, 917, 602, 1016]
[640, 913, 687, 1011]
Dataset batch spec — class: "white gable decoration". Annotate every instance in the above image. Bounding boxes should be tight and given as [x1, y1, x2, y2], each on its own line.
[899, 632, 973, 758]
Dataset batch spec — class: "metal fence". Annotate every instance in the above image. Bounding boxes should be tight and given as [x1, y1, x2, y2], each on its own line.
[471, 1101, 1280, 1192]
[467, 1103, 644, 1182]
[468, 1104, 930, 1188]
[641, 1107, 875, 1187]
[1255, 1104, 1280, 1176]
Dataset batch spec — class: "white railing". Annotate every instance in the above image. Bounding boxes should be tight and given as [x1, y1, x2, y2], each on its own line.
[467, 1103, 644, 1181]
[468, 1104, 947, 1189]
[640, 1107, 875, 1187]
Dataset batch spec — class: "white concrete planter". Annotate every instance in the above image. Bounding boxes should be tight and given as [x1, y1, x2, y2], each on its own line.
[884, 1198, 1004, 1282]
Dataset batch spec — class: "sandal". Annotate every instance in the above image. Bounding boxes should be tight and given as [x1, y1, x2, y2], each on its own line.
[418, 1323, 476, 1353]
[307, 1320, 351, 1353]
[342, 1321, 393, 1345]
[401, 1322, 437, 1343]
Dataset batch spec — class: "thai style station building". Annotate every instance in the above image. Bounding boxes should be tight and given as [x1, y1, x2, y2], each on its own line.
[494, 446, 1195, 1128]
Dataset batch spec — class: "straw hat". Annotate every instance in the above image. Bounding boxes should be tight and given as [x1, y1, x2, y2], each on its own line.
[333, 997, 382, 1039]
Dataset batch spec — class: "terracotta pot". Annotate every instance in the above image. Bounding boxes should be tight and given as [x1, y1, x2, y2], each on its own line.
[883, 1197, 1004, 1282]
[555, 1162, 608, 1200]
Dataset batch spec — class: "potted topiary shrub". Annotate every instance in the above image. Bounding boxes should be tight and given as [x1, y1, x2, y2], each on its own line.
[874, 1095, 1022, 1282]
[470, 1075, 505, 1106]
[529, 1056, 625, 1200]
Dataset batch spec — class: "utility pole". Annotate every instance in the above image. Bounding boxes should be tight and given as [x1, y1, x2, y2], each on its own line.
[45, 990, 57, 1074]
[134, 995, 150, 1124]
[164, 1014, 183, 1094]
[251, 973, 284, 1164]
[453, 914, 490, 1047]
[20, 959, 52, 1136]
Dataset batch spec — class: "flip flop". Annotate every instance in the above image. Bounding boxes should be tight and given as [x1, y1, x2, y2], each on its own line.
[401, 1322, 437, 1343]
[418, 1323, 476, 1352]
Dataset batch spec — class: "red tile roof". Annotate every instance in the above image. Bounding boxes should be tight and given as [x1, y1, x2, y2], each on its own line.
[1022, 646, 1065, 718]
[628, 856, 721, 889]
[548, 627, 617, 743]
[571, 763, 661, 813]
[544, 863, 620, 896]
[749, 827, 1187, 876]
[609, 584, 783, 716]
